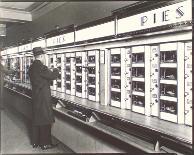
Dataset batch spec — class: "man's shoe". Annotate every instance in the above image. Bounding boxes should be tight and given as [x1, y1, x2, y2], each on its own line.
[41, 144, 58, 150]
[32, 144, 40, 148]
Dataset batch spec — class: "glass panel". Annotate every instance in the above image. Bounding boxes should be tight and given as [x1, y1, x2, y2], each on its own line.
[66, 83, 71, 90]
[111, 91, 121, 102]
[111, 54, 120, 63]
[111, 67, 121, 76]
[132, 67, 145, 78]
[66, 66, 70, 72]
[160, 100, 177, 114]
[132, 95, 145, 107]
[111, 79, 121, 89]
[88, 55, 95, 63]
[132, 81, 145, 92]
[76, 76, 82, 83]
[57, 57, 61, 63]
[161, 51, 177, 63]
[88, 67, 95, 74]
[160, 84, 177, 97]
[88, 77, 96, 85]
[160, 68, 177, 80]
[66, 75, 71, 81]
[76, 57, 82, 63]
[76, 85, 82, 93]
[88, 87, 96, 96]
[66, 57, 71, 63]
[76, 66, 82, 73]
[132, 53, 144, 63]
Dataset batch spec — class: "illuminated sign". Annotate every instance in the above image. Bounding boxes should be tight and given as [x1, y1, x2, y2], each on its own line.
[47, 32, 74, 47]
[6, 47, 18, 55]
[18, 43, 32, 52]
[76, 21, 114, 42]
[118, 0, 191, 34]
[32, 39, 46, 48]
[0, 50, 7, 56]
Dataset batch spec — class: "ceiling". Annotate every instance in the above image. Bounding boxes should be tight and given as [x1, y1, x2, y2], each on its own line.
[0, 2, 35, 10]
[0, 1, 65, 36]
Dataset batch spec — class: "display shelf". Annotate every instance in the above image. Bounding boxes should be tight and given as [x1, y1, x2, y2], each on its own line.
[160, 63, 177, 68]
[111, 88, 121, 92]
[111, 63, 121, 67]
[160, 96, 177, 102]
[88, 84, 96, 88]
[132, 91, 145, 97]
[111, 76, 121, 79]
[88, 74, 95, 77]
[132, 77, 145, 82]
[132, 63, 145, 67]
[160, 80, 177, 85]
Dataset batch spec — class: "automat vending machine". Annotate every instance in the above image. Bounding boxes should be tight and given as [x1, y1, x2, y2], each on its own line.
[159, 42, 184, 123]
[48, 54, 57, 91]
[56, 53, 65, 93]
[65, 52, 76, 95]
[86, 50, 99, 102]
[75, 51, 87, 98]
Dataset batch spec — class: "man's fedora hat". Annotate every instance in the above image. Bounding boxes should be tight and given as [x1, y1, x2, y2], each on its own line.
[32, 47, 44, 56]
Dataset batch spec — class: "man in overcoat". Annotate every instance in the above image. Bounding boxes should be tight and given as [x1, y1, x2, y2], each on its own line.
[29, 47, 59, 150]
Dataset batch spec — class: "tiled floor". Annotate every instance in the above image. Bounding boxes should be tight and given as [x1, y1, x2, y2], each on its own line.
[0, 105, 74, 154]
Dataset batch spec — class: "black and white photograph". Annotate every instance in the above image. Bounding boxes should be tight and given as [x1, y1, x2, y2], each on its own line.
[0, 0, 193, 154]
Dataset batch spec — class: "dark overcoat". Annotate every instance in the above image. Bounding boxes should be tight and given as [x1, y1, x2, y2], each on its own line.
[29, 60, 59, 125]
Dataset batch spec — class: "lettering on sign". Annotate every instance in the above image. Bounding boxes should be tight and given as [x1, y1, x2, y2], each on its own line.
[141, 6, 184, 26]
[118, 0, 191, 34]
[47, 32, 74, 47]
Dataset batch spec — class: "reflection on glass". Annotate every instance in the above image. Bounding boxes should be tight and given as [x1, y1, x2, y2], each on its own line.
[111, 54, 120, 63]
[88, 87, 95, 96]
[76, 85, 82, 93]
[132, 67, 144, 78]
[132, 53, 144, 63]
[111, 91, 121, 102]
[76, 76, 82, 83]
[88, 67, 95, 74]
[66, 83, 71, 90]
[76, 66, 82, 73]
[111, 67, 121, 76]
[160, 84, 177, 97]
[132, 95, 145, 107]
[66, 75, 70, 81]
[50, 58, 53, 63]
[160, 100, 177, 114]
[57, 57, 61, 63]
[88, 77, 95, 85]
[76, 57, 82, 64]
[88, 56, 95, 63]
[161, 51, 177, 63]
[66, 57, 71, 63]
[66, 66, 70, 72]
[111, 79, 121, 89]
[132, 81, 145, 92]
[160, 68, 177, 80]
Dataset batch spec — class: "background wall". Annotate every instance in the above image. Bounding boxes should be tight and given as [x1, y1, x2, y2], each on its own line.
[5, 1, 136, 47]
